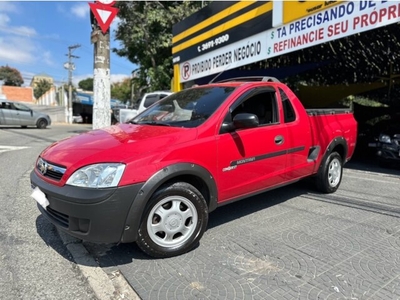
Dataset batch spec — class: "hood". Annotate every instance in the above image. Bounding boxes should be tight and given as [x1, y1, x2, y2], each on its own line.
[40, 123, 196, 168]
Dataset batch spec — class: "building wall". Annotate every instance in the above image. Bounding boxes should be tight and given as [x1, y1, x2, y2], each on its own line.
[30, 75, 54, 88]
[1, 86, 34, 103]
[36, 86, 58, 106]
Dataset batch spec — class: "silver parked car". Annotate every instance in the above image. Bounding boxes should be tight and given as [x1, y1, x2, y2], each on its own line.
[0, 100, 51, 129]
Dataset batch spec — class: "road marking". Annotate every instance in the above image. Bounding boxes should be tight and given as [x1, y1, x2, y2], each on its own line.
[0, 145, 29, 153]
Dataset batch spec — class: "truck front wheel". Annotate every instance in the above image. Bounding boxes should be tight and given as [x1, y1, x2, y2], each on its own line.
[315, 152, 343, 193]
[137, 182, 208, 258]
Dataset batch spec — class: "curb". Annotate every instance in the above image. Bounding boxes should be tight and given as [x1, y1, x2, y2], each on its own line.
[58, 231, 141, 300]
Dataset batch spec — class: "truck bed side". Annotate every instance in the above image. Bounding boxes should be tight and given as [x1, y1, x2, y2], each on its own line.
[307, 110, 357, 170]
[278, 83, 357, 175]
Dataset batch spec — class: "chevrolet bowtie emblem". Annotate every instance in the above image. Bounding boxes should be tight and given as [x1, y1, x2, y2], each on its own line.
[39, 159, 48, 175]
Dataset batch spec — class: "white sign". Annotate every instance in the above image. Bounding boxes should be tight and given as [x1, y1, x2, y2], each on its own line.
[266, 0, 400, 59]
[179, 31, 268, 82]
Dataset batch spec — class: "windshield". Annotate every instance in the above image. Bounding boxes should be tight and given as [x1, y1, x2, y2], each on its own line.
[130, 86, 236, 128]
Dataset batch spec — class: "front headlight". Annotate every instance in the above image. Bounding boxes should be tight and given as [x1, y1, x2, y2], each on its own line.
[66, 163, 125, 188]
[379, 134, 391, 144]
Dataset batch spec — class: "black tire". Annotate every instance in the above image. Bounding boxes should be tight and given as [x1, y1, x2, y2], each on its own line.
[37, 119, 48, 129]
[315, 152, 343, 193]
[21, 125, 27, 128]
[137, 182, 208, 258]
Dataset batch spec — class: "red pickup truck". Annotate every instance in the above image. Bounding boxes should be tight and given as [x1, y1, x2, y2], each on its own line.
[30, 77, 357, 258]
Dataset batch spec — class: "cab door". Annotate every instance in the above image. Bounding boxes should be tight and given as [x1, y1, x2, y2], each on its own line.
[13, 102, 35, 126]
[216, 87, 289, 202]
[278, 87, 314, 181]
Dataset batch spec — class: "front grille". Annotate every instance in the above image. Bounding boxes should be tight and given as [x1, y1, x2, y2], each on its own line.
[46, 206, 69, 228]
[45, 169, 64, 180]
[36, 158, 66, 181]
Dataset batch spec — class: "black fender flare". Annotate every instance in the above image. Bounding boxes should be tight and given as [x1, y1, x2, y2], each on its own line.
[318, 137, 348, 171]
[121, 163, 218, 243]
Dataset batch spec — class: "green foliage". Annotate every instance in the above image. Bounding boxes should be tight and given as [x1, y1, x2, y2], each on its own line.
[34, 79, 52, 99]
[342, 96, 389, 108]
[78, 77, 94, 91]
[0, 65, 24, 86]
[111, 78, 132, 102]
[114, 1, 206, 91]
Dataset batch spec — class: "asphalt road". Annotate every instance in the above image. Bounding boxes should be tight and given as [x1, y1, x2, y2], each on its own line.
[0, 124, 100, 300]
[0, 124, 139, 300]
[1, 124, 399, 300]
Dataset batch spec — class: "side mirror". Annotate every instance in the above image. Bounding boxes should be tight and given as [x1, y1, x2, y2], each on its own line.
[220, 113, 259, 133]
[220, 122, 235, 133]
[233, 113, 259, 129]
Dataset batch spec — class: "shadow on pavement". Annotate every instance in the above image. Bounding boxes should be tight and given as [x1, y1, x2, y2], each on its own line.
[35, 157, 398, 269]
[83, 180, 315, 267]
[35, 214, 76, 262]
[207, 181, 311, 229]
[345, 158, 400, 177]
[0, 126, 42, 129]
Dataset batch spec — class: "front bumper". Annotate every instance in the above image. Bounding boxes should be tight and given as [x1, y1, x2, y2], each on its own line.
[30, 170, 144, 243]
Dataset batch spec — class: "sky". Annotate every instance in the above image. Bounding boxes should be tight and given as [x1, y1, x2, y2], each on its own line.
[0, 1, 136, 87]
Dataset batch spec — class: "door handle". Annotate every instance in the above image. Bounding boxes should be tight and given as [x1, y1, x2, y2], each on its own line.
[274, 135, 284, 145]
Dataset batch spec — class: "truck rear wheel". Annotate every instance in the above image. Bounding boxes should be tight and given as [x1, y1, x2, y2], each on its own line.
[315, 152, 343, 193]
[136, 182, 208, 258]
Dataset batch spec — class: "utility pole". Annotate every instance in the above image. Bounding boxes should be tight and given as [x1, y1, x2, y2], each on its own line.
[91, 28, 111, 129]
[64, 44, 80, 124]
[89, 0, 118, 129]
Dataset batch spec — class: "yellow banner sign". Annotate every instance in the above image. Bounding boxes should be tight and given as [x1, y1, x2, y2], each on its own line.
[283, 0, 342, 24]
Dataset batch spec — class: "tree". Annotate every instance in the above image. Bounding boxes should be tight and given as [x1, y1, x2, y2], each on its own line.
[0, 65, 24, 86]
[78, 77, 93, 91]
[111, 78, 132, 102]
[114, 1, 206, 91]
[34, 79, 52, 100]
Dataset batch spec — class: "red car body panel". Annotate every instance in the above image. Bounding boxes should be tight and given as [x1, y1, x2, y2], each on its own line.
[39, 125, 197, 186]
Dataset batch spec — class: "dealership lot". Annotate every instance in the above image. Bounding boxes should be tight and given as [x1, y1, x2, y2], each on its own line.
[84, 164, 400, 300]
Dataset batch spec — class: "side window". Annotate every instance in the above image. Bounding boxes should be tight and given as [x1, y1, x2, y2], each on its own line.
[160, 94, 169, 99]
[279, 88, 296, 123]
[143, 95, 160, 108]
[231, 90, 278, 126]
[13, 102, 31, 111]
[2, 102, 12, 110]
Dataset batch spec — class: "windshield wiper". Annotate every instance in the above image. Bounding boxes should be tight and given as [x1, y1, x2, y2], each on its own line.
[137, 121, 171, 127]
